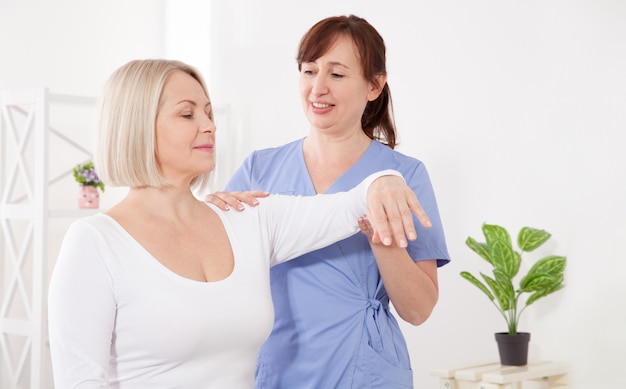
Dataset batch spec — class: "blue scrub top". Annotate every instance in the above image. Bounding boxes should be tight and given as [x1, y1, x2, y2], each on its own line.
[226, 139, 450, 389]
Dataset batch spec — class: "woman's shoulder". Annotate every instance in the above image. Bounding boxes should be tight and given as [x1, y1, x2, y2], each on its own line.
[63, 213, 129, 247]
[369, 141, 424, 169]
[204, 201, 261, 226]
[68, 213, 115, 232]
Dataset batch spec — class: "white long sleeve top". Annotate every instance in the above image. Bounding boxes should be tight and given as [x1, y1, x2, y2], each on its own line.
[48, 170, 399, 389]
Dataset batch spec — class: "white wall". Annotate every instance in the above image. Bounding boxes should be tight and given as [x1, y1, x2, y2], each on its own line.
[0, 0, 163, 95]
[0, 0, 165, 207]
[2, 0, 625, 388]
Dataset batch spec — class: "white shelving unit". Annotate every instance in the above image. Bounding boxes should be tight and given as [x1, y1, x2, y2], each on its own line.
[0, 88, 97, 389]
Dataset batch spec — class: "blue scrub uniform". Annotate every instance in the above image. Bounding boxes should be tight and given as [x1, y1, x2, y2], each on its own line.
[226, 139, 450, 389]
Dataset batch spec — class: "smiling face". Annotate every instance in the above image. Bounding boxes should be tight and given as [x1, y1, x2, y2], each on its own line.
[155, 70, 216, 185]
[299, 34, 383, 137]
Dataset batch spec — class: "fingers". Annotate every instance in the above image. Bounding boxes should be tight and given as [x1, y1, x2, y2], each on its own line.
[357, 217, 368, 232]
[366, 175, 432, 248]
[248, 190, 271, 199]
[367, 201, 411, 248]
[384, 200, 412, 248]
[358, 217, 374, 240]
[204, 192, 232, 211]
[395, 197, 418, 244]
[236, 190, 270, 207]
[367, 200, 395, 246]
[204, 190, 269, 212]
[408, 194, 432, 229]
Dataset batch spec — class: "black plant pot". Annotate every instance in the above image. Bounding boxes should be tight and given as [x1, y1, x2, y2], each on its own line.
[495, 332, 531, 366]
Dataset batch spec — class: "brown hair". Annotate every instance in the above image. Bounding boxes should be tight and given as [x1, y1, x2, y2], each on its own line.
[297, 15, 396, 149]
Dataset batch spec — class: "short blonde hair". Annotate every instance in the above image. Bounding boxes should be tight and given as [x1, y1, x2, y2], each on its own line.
[95, 59, 213, 192]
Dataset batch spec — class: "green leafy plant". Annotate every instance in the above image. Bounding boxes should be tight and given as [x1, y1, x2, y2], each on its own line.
[73, 161, 105, 192]
[460, 224, 566, 335]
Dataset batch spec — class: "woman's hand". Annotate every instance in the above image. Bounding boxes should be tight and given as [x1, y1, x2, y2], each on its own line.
[366, 175, 431, 248]
[357, 216, 375, 241]
[204, 190, 269, 211]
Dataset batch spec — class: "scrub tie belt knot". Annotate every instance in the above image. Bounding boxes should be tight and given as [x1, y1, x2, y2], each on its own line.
[365, 297, 389, 353]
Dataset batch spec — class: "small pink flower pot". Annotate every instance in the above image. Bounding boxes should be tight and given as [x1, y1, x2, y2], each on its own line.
[78, 185, 100, 209]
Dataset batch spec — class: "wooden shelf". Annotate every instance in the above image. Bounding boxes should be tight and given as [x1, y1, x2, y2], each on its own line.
[431, 360, 570, 389]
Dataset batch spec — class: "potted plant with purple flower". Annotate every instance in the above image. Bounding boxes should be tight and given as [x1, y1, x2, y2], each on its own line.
[73, 161, 105, 209]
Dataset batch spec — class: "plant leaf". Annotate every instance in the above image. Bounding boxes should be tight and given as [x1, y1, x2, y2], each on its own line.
[482, 224, 519, 278]
[465, 237, 492, 265]
[526, 282, 565, 306]
[483, 224, 510, 247]
[482, 272, 510, 311]
[519, 273, 559, 292]
[527, 255, 567, 277]
[513, 251, 522, 278]
[517, 227, 551, 252]
[493, 268, 515, 310]
[490, 239, 519, 278]
[460, 271, 495, 301]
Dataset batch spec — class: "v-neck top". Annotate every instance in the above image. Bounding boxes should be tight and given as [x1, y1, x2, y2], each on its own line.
[226, 139, 450, 389]
[48, 170, 392, 389]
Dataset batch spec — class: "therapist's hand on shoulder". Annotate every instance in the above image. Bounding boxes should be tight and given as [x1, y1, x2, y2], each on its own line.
[205, 190, 269, 211]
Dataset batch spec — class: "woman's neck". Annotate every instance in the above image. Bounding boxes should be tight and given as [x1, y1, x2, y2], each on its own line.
[303, 128, 372, 165]
[110, 185, 202, 221]
[302, 129, 372, 193]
